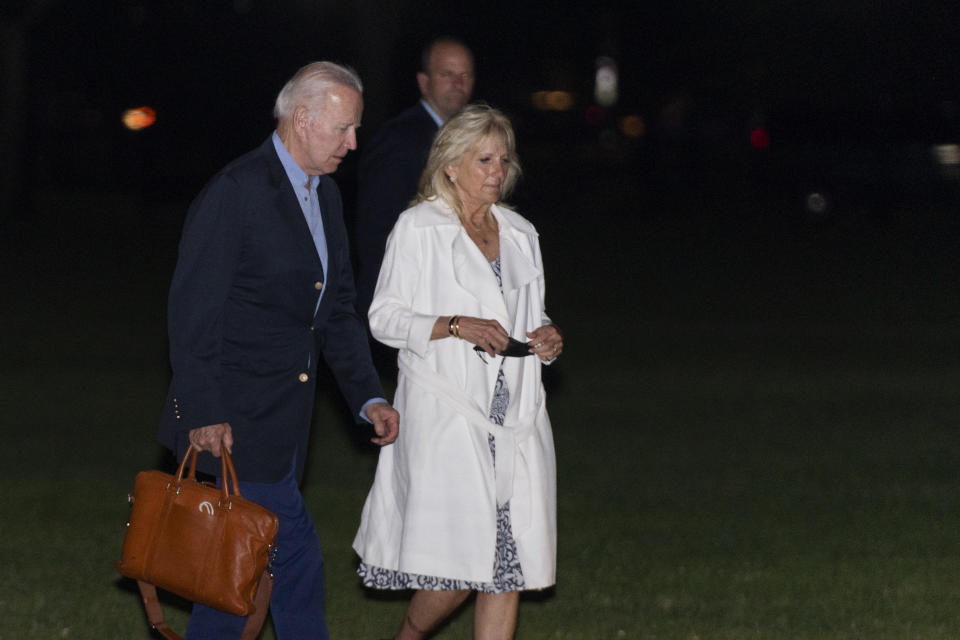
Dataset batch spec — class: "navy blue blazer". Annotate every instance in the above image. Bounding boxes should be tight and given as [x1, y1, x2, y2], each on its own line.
[158, 136, 384, 483]
[354, 102, 439, 316]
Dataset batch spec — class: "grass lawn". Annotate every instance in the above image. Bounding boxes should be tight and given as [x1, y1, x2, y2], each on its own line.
[2, 175, 959, 638]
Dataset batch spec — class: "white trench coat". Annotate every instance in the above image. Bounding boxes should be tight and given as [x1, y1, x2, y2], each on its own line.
[352, 199, 557, 588]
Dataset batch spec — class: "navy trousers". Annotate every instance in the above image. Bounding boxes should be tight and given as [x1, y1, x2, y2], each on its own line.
[185, 462, 329, 639]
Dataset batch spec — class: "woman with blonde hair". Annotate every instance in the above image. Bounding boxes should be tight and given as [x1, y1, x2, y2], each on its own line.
[353, 103, 563, 639]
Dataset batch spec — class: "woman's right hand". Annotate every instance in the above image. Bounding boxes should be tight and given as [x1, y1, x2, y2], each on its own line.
[453, 316, 510, 357]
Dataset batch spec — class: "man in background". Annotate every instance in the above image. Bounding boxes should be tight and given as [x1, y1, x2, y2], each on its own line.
[353, 37, 475, 319]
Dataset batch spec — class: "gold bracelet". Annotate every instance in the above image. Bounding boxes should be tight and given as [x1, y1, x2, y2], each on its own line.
[448, 315, 459, 338]
[454, 316, 461, 338]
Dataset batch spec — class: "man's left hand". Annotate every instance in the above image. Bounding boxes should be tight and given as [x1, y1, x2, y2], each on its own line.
[364, 402, 400, 446]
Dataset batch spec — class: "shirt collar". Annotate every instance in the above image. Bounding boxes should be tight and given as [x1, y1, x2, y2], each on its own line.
[419, 99, 444, 128]
[272, 132, 318, 191]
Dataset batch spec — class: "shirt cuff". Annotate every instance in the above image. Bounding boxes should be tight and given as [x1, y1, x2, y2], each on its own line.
[359, 397, 388, 423]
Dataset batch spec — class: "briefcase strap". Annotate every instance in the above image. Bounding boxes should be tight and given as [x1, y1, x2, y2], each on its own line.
[136, 570, 272, 640]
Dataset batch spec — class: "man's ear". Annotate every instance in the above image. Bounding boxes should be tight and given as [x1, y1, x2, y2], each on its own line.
[416, 72, 429, 98]
[293, 106, 310, 132]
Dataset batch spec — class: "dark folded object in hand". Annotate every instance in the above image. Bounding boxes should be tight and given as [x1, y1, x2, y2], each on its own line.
[473, 337, 533, 357]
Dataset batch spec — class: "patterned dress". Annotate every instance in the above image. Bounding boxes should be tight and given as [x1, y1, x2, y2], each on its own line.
[358, 256, 526, 593]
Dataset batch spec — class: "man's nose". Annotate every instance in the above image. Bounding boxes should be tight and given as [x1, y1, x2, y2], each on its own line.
[345, 129, 358, 150]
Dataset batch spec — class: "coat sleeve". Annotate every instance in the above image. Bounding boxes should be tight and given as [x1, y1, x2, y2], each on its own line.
[166, 173, 245, 431]
[530, 233, 561, 366]
[317, 181, 386, 418]
[368, 215, 437, 358]
[533, 235, 553, 328]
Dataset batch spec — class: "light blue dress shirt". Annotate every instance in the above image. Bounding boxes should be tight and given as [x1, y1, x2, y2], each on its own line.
[272, 133, 329, 295]
[271, 133, 385, 423]
[420, 99, 444, 127]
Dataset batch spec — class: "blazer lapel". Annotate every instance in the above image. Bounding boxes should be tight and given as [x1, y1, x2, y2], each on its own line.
[315, 177, 335, 280]
[266, 145, 324, 272]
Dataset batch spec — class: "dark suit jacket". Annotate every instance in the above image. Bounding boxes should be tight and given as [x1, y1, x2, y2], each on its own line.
[354, 102, 439, 316]
[158, 136, 384, 483]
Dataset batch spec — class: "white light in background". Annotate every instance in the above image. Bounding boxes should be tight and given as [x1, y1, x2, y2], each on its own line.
[594, 57, 618, 107]
[932, 144, 960, 166]
[805, 192, 830, 216]
[932, 144, 960, 180]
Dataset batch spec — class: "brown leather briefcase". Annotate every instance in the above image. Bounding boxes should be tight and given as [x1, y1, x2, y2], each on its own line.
[117, 444, 279, 639]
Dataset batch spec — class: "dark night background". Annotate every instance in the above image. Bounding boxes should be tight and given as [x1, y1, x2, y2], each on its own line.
[4, 0, 959, 213]
[4, 2, 960, 637]
[2, 3, 959, 435]
[3, 0, 960, 451]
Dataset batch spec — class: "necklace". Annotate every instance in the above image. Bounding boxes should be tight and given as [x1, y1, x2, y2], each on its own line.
[464, 223, 497, 260]
[462, 209, 498, 257]
[466, 222, 496, 244]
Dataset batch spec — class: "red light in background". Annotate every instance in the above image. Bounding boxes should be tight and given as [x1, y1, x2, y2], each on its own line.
[750, 127, 770, 149]
[585, 105, 606, 127]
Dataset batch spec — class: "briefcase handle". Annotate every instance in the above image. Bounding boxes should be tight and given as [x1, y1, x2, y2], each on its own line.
[176, 443, 243, 502]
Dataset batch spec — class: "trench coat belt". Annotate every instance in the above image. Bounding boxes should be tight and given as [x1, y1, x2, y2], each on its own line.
[398, 358, 541, 506]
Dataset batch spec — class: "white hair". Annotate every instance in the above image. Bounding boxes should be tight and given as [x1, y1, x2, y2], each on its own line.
[273, 61, 363, 122]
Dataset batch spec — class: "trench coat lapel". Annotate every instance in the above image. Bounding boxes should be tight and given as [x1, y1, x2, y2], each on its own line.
[497, 225, 541, 328]
[451, 230, 510, 327]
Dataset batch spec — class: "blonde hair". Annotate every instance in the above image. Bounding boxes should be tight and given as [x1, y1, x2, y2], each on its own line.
[415, 103, 522, 215]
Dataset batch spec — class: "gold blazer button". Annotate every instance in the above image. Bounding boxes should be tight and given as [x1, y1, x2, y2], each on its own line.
[314, 281, 324, 290]
[298, 373, 309, 383]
